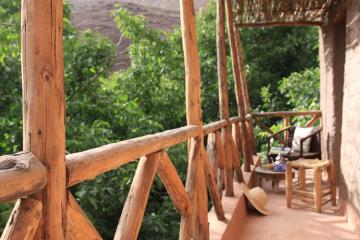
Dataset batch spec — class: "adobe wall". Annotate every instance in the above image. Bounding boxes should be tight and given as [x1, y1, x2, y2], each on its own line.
[340, 0, 360, 217]
[319, 4, 346, 179]
[320, 0, 360, 222]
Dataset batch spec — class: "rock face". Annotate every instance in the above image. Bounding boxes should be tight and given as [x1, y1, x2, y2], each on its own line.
[69, 0, 207, 70]
[320, 0, 360, 224]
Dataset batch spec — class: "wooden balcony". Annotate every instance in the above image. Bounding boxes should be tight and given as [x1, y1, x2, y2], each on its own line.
[1, 0, 360, 239]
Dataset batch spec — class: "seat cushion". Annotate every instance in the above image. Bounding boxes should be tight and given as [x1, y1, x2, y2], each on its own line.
[291, 127, 314, 153]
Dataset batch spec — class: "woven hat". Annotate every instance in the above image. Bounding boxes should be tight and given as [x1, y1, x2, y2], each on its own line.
[240, 183, 271, 215]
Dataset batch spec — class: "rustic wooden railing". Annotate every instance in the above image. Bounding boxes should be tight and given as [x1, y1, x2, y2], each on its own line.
[252, 110, 322, 143]
[0, 118, 246, 239]
[0, 0, 260, 239]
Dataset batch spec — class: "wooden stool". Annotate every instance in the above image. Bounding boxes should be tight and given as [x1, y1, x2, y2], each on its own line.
[285, 159, 336, 213]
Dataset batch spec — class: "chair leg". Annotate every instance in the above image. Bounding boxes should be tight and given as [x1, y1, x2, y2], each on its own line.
[286, 162, 293, 208]
[314, 167, 322, 213]
[299, 168, 306, 201]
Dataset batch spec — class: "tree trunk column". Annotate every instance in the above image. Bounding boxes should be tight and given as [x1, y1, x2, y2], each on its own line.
[233, 29, 257, 155]
[179, 0, 209, 239]
[225, 0, 252, 172]
[21, 0, 67, 238]
[216, 0, 234, 196]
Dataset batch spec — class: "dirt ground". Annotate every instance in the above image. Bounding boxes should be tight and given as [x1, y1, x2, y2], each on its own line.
[69, 0, 207, 70]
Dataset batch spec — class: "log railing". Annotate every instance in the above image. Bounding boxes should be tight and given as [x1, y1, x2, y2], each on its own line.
[0, 0, 258, 238]
[252, 110, 322, 143]
[0, 117, 247, 239]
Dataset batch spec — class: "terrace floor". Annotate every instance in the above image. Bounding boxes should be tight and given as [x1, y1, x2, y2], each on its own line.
[238, 180, 359, 240]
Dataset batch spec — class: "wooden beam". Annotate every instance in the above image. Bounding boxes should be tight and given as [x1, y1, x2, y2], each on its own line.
[1, 198, 42, 240]
[66, 125, 200, 186]
[66, 194, 102, 240]
[206, 133, 217, 169]
[180, 139, 200, 240]
[232, 123, 242, 160]
[251, 110, 321, 118]
[253, 118, 286, 145]
[0, 153, 46, 203]
[21, 0, 66, 237]
[215, 131, 225, 170]
[233, 28, 257, 154]
[217, 0, 234, 196]
[203, 120, 228, 135]
[225, 0, 252, 172]
[305, 115, 320, 127]
[179, 0, 208, 238]
[114, 153, 160, 240]
[223, 131, 235, 196]
[235, 21, 323, 28]
[203, 151, 225, 221]
[283, 117, 290, 143]
[157, 152, 192, 217]
[231, 125, 244, 183]
[229, 116, 242, 124]
[217, 0, 230, 121]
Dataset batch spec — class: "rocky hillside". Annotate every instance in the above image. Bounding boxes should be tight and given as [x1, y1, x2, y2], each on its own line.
[69, 0, 207, 70]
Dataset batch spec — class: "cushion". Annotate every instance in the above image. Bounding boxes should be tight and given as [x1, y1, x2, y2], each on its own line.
[291, 127, 314, 153]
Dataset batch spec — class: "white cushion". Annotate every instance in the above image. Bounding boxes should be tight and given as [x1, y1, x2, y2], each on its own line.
[291, 127, 314, 153]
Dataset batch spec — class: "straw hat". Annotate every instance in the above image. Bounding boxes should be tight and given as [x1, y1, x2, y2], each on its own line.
[240, 183, 271, 215]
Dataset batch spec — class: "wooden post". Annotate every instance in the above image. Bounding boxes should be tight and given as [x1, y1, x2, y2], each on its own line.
[21, 0, 67, 238]
[225, 0, 252, 172]
[286, 162, 293, 208]
[114, 153, 160, 240]
[207, 133, 217, 170]
[283, 116, 290, 143]
[203, 154, 226, 221]
[179, 0, 208, 238]
[217, 0, 234, 197]
[233, 27, 257, 154]
[215, 131, 225, 196]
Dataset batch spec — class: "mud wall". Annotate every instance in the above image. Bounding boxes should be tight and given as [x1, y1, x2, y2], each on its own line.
[340, 0, 360, 217]
[320, 0, 360, 219]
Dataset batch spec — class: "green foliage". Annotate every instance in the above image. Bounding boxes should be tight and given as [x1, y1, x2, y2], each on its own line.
[241, 26, 319, 109]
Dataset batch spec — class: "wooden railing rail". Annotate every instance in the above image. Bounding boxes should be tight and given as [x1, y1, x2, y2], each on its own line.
[66, 125, 200, 186]
[0, 0, 257, 238]
[0, 152, 46, 203]
[251, 110, 322, 118]
[203, 120, 228, 135]
[252, 110, 322, 144]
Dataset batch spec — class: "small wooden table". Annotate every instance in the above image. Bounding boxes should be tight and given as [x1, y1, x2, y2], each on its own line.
[255, 165, 287, 193]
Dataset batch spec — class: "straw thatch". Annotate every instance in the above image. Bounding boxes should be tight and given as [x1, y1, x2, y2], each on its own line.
[234, 0, 333, 27]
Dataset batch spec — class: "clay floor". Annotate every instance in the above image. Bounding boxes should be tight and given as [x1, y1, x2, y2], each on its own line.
[238, 179, 359, 240]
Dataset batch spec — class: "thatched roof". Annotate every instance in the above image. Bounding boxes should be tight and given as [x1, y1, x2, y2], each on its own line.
[234, 0, 333, 27]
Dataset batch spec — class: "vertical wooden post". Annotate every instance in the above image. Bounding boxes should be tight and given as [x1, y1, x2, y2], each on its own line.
[179, 0, 208, 239]
[233, 28, 257, 154]
[286, 162, 293, 208]
[217, 0, 234, 197]
[283, 116, 290, 143]
[21, 0, 67, 238]
[225, 0, 252, 172]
